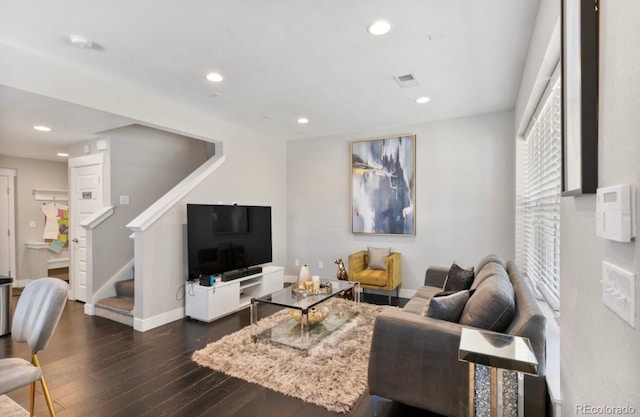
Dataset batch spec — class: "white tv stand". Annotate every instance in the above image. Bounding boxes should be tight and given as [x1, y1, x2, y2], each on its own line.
[185, 265, 284, 322]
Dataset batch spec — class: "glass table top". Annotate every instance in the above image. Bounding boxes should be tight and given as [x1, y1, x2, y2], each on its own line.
[253, 280, 355, 311]
[458, 327, 539, 375]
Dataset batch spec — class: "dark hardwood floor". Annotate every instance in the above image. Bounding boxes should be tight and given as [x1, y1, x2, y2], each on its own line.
[1, 292, 440, 417]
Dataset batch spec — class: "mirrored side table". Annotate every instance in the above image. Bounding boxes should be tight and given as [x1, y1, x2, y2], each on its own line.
[458, 328, 539, 417]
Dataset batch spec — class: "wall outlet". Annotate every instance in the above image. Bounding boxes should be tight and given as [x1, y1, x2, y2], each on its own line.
[29, 220, 36, 228]
[318, 261, 324, 269]
[602, 261, 635, 328]
[295, 259, 300, 267]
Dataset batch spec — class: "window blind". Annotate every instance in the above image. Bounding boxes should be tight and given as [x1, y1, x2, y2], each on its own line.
[516, 69, 561, 310]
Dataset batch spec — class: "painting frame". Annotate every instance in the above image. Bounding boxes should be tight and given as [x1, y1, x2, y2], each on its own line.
[351, 134, 416, 236]
[561, 0, 599, 196]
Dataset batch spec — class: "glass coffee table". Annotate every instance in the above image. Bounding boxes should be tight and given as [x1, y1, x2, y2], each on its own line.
[250, 280, 360, 351]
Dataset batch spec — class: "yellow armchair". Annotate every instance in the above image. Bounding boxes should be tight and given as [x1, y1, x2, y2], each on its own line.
[348, 250, 401, 302]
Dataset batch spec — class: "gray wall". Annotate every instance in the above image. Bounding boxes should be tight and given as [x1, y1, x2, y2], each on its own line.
[286, 110, 515, 295]
[0, 155, 67, 282]
[560, 1, 640, 412]
[92, 125, 208, 292]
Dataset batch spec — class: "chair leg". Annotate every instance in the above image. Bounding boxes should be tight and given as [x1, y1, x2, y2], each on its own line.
[32, 353, 56, 417]
[29, 381, 36, 417]
[40, 374, 56, 417]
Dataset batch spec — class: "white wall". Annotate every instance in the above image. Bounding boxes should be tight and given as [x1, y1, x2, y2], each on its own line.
[286, 111, 515, 296]
[560, 1, 640, 412]
[134, 134, 286, 327]
[0, 155, 67, 283]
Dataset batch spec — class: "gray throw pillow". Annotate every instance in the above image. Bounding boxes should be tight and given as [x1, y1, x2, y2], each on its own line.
[367, 247, 390, 270]
[424, 290, 471, 322]
[444, 263, 474, 292]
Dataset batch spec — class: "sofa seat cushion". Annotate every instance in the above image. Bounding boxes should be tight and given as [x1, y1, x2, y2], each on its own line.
[403, 296, 430, 315]
[414, 285, 442, 300]
[353, 269, 388, 287]
[402, 286, 441, 315]
[460, 275, 515, 332]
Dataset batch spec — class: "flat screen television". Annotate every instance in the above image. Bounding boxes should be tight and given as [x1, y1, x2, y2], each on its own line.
[186, 204, 272, 280]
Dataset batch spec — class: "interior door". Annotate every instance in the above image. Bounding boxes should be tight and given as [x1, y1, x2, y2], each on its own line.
[0, 174, 12, 276]
[0, 169, 16, 279]
[69, 155, 104, 302]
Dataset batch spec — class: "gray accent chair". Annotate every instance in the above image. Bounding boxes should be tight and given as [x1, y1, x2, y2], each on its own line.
[0, 278, 69, 417]
[368, 256, 547, 416]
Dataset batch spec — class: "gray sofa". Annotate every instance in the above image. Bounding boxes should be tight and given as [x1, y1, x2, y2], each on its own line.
[368, 255, 547, 416]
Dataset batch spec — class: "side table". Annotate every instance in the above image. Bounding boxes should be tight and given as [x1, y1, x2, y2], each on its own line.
[458, 327, 539, 417]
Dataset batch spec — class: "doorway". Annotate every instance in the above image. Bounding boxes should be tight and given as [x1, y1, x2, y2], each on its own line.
[69, 154, 105, 302]
[0, 169, 16, 278]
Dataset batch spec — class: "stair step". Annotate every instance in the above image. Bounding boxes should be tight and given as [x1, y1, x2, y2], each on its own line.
[115, 279, 135, 298]
[95, 304, 133, 327]
[96, 296, 134, 314]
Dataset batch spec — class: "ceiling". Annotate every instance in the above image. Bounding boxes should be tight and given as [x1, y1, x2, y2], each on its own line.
[0, 0, 540, 161]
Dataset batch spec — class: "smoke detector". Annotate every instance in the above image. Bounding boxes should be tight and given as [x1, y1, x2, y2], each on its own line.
[69, 35, 93, 49]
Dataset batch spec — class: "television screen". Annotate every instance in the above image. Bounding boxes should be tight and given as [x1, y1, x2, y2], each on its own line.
[187, 204, 272, 279]
[210, 205, 248, 234]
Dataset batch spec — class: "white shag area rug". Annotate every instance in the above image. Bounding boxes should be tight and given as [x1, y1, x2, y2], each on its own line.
[192, 298, 394, 413]
[0, 395, 29, 417]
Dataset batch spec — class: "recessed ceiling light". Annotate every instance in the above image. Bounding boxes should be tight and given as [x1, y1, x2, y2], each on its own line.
[206, 72, 224, 82]
[33, 125, 51, 132]
[297, 117, 309, 124]
[368, 20, 391, 36]
[415, 96, 431, 104]
[57, 152, 69, 157]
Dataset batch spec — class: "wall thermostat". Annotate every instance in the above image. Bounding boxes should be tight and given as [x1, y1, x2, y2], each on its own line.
[596, 184, 636, 242]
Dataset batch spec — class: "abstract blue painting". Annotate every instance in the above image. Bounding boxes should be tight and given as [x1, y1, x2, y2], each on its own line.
[351, 135, 415, 235]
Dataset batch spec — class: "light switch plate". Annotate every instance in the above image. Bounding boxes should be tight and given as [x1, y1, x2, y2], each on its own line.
[602, 261, 636, 328]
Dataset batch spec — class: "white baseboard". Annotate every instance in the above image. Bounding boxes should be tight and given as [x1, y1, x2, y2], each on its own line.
[13, 279, 30, 288]
[133, 307, 185, 332]
[84, 303, 95, 315]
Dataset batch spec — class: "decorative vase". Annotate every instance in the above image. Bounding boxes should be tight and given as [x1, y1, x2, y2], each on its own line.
[298, 264, 311, 289]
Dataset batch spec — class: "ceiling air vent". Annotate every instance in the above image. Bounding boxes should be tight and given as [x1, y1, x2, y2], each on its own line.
[394, 73, 422, 88]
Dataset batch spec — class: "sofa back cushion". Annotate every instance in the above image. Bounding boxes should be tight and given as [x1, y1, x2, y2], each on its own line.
[471, 262, 509, 290]
[475, 254, 506, 274]
[459, 274, 515, 332]
[505, 261, 546, 375]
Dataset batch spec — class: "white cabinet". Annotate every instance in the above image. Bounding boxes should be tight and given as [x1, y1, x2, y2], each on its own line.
[185, 266, 284, 322]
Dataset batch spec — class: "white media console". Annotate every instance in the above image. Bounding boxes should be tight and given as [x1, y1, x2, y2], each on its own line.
[185, 265, 284, 322]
